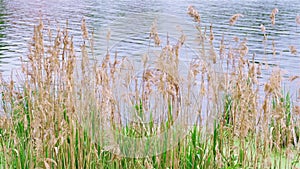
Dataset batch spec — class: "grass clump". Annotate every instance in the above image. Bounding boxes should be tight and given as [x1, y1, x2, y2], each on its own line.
[0, 6, 300, 169]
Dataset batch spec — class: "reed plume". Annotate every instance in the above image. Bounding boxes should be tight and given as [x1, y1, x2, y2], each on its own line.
[270, 8, 279, 25]
[296, 15, 300, 25]
[150, 20, 161, 46]
[260, 24, 266, 32]
[229, 14, 243, 26]
[187, 5, 201, 23]
[289, 45, 297, 55]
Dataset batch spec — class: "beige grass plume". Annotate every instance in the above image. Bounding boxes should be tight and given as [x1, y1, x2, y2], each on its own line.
[187, 6, 201, 23]
[289, 45, 297, 55]
[289, 75, 299, 81]
[294, 105, 300, 116]
[209, 23, 214, 41]
[270, 8, 279, 25]
[229, 14, 243, 26]
[260, 24, 266, 32]
[296, 15, 300, 25]
[150, 20, 161, 46]
[81, 17, 89, 39]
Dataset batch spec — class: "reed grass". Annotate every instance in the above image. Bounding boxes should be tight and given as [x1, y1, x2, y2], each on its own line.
[0, 6, 300, 169]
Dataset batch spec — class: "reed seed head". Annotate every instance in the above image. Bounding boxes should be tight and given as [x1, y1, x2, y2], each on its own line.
[81, 18, 89, 39]
[289, 76, 299, 81]
[296, 15, 300, 25]
[294, 105, 300, 115]
[150, 20, 161, 46]
[187, 6, 201, 23]
[229, 14, 243, 26]
[270, 8, 279, 25]
[260, 24, 266, 32]
[289, 45, 297, 55]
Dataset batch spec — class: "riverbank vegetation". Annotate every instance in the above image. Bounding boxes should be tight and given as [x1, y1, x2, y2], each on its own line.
[0, 6, 299, 168]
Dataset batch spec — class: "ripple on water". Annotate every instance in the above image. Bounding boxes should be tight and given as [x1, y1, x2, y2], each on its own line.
[0, 0, 298, 90]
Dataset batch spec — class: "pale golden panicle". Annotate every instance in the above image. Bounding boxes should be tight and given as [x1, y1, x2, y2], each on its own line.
[249, 54, 258, 84]
[289, 75, 299, 81]
[150, 20, 161, 46]
[219, 34, 226, 59]
[174, 32, 186, 63]
[228, 47, 234, 61]
[272, 8, 279, 14]
[81, 18, 89, 39]
[296, 15, 300, 25]
[187, 6, 201, 23]
[106, 29, 111, 49]
[257, 63, 262, 76]
[106, 28, 111, 41]
[270, 8, 279, 25]
[264, 68, 282, 98]
[144, 159, 154, 169]
[294, 105, 300, 116]
[189, 59, 201, 78]
[209, 44, 217, 64]
[272, 40, 276, 56]
[289, 45, 297, 55]
[260, 24, 266, 33]
[209, 23, 214, 41]
[229, 14, 243, 26]
[233, 36, 239, 42]
[0, 115, 11, 131]
[239, 41, 248, 57]
[175, 27, 186, 48]
[142, 53, 149, 67]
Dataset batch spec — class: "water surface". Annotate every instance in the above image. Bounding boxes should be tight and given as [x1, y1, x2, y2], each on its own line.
[0, 0, 299, 96]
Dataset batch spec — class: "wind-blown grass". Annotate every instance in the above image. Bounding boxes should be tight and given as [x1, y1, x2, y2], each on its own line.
[0, 6, 300, 169]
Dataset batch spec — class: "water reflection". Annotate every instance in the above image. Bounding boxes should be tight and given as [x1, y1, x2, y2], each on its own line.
[0, 0, 9, 59]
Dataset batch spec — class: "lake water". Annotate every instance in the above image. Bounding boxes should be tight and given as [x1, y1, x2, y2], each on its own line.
[0, 0, 299, 99]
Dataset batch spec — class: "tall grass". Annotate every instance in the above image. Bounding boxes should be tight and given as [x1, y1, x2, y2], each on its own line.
[0, 6, 300, 168]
